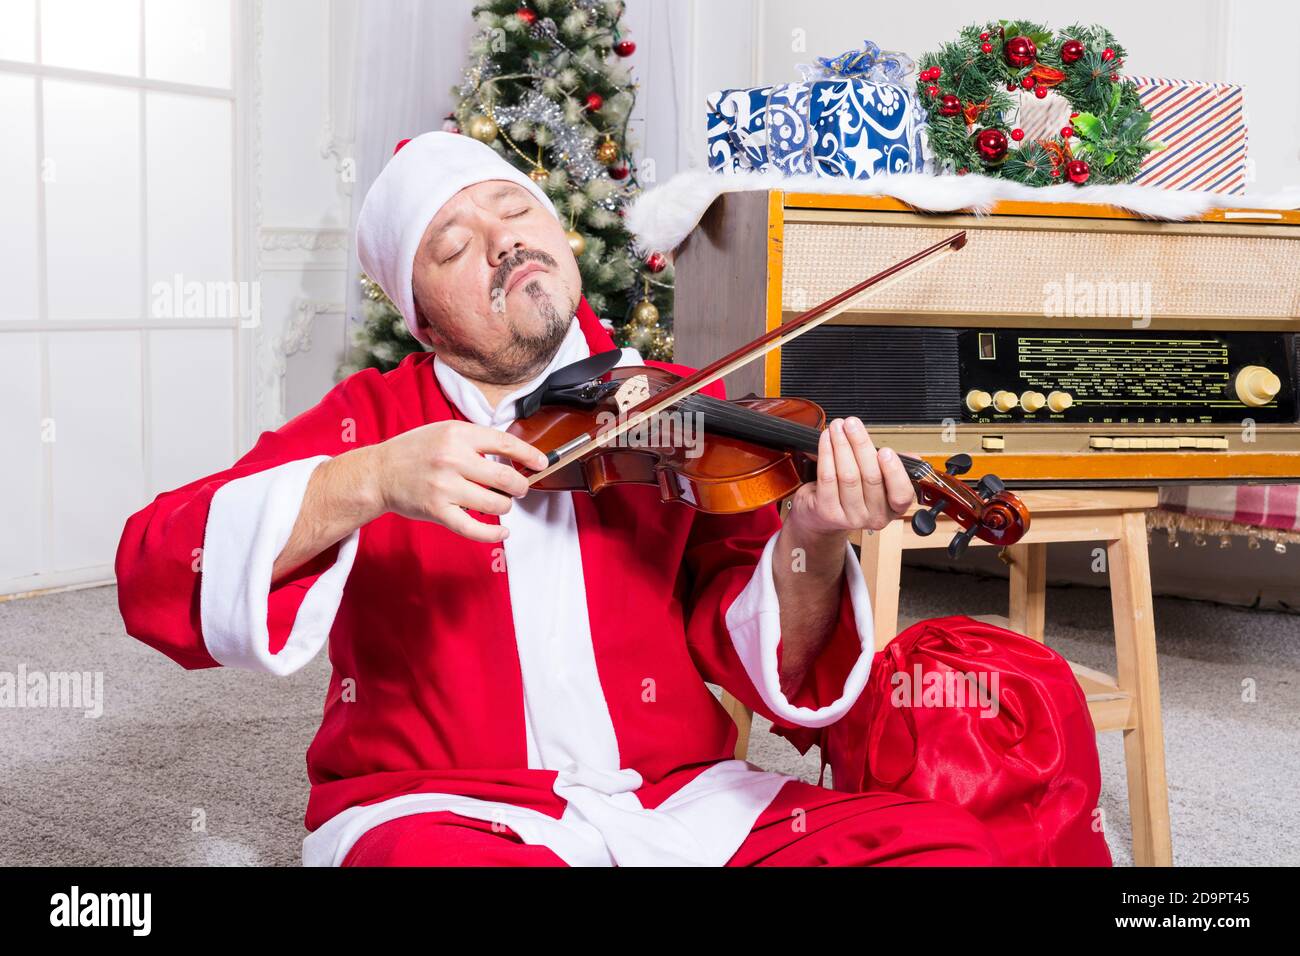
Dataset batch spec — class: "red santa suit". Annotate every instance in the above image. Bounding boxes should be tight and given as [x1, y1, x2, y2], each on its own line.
[117, 292, 1001, 866]
[116, 131, 1111, 867]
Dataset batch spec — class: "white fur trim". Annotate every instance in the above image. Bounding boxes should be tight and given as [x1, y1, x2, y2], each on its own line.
[724, 531, 874, 728]
[625, 167, 1300, 256]
[200, 457, 359, 675]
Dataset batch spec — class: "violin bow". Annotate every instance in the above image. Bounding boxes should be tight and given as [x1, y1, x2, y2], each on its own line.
[528, 230, 969, 483]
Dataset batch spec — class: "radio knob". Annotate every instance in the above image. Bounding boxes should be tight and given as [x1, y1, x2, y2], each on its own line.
[1047, 390, 1074, 413]
[965, 389, 992, 412]
[1020, 390, 1046, 413]
[1235, 365, 1281, 407]
[993, 390, 1019, 413]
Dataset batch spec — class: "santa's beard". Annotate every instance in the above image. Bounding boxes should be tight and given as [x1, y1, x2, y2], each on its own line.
[425, 254, 575, 386]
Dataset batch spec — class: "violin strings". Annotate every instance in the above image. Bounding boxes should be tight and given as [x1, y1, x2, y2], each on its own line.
[628, 382, 938, 481]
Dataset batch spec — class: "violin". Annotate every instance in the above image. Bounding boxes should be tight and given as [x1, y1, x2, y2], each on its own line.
[506, 231, 1030, 558]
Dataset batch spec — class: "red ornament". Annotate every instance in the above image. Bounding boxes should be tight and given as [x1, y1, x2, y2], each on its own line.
[975, 128, 1009, 164]
[1109, 73, 1119, 81]
[1034, 87, 1048, 99]
[957, 167, 970, 176]
[1070, 111, 1079, 118]
[925, 85, 940, 97]
[1066, 159, 1091, 184]
[919, 67, 932, 81]
[614, 38, 636, 57]
[980, 31, 990, 40]
[1061, 126, 1073, 138]
[516, 6, 536, 25]
[1010, 128, 1024, 141]
[1051, 169, 1061, 178]
[646, 252, 667, 273]
[1101, 47, 1115, 61]
[1021, 75, 1035, 89]
[609, 164, 629, 180]
[1061, 39, 1085, 64]
[938, 94, 962, 117]
[1006, 82, 1016, 91]
[584, 92, 604, 112]
[981, 43, 992, 53]
[930, 66, 942, 79]
[1003, 35, 1037, 68]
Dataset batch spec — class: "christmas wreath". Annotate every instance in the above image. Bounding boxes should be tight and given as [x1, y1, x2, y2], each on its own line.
[918, 20, 1162, 185]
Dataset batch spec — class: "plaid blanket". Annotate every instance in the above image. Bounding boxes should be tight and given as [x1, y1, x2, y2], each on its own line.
[1155, 485, 1300, 547]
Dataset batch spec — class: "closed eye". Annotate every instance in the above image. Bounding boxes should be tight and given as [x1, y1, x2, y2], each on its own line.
[506, 208, 529, 218]
[441, 242, 468, 264]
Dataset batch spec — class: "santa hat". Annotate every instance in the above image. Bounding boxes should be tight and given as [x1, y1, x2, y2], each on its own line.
[356, 131, 559, 344]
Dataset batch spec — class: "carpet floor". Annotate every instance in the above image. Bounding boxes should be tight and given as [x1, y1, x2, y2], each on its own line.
[1, 567, 1296, 866]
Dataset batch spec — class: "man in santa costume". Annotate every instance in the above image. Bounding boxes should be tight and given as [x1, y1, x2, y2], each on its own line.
[116, 131, 1111, 867]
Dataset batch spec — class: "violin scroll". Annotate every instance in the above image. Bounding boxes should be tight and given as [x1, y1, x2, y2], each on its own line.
[908, 453, 1030, 557]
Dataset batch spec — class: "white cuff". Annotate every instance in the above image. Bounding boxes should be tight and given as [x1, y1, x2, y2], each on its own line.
[724, 531, 874, 728]
[199, 456, 359, 675]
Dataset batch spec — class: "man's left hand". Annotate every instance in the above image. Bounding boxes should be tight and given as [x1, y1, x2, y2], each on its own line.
[784, 417, 916, 539]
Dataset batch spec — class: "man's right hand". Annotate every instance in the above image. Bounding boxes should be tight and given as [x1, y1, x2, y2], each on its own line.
[272, 421, 549, 583]
[369, 420, 549, 543]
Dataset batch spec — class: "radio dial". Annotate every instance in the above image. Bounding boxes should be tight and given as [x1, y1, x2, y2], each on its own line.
[1047, 390, 1074, 413]
[993, 390, 1019, 413]
[1235, 365, 1281, 407]
[965, 389, 992, 412]
[1020, 391, 1046, 413]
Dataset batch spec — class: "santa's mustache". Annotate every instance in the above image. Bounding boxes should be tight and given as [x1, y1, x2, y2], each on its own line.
[491, 249, 558, 299]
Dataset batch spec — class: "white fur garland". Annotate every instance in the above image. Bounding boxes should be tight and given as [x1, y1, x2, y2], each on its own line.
[625, 168, 1300, 256]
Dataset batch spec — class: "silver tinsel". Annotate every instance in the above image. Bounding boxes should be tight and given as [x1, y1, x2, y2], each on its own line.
[492, 90, 606, 184]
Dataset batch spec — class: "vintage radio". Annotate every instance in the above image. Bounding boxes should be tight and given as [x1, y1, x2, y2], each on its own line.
[672, 190, 1300, 486]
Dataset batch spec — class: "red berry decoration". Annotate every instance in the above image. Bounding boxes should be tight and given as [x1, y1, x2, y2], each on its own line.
[925, 85, 940, 97]
[1010, 128, 1025, 141]
[614, 38, 636, 57]
[1003, 35, 1037, 68]
[646, 252, 667, 273]
[1006, 82, 1016, 91]
[957, 167, 969, 176]
[975, 128, 1009, 164]
[1109, 73, 1118, 81]
[1021, 75, 1035, 89]
[981, 43, 992, 53]
[1034, 87, 1048, 99]
[1066, 159, 1091, 184]
[1101, 47, 1115, 61]
[1061, 126, 1073, 138]
[930, 66, 942, 79]
[938, 94, 962, 117]
[516, 6, 536, 25]
[980, 31, 990, 40]
[584, 92, 604, 112]
[1061, 39, 1085, 64]
[609, 164, 629, 180]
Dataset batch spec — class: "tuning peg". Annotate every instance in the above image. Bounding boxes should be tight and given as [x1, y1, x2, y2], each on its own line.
[976, 474, 1005, 497]
[947, 524, 978, 559]
[944, 453, 972, 477]
[911, 499, 947, 537]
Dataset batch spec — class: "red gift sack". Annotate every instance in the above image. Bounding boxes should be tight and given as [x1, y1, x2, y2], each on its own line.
[777, 614, 1113, 866]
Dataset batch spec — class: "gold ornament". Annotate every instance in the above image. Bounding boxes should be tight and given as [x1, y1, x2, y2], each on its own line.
[528, 165, 549, 183]
[465, 113, 498, 143]
[594, 138, 619, 165]
[630, 299, 659, 326]
[566, 230, 587, 256]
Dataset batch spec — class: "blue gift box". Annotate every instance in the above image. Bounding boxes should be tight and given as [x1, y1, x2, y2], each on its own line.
[706, 79, 927, 178]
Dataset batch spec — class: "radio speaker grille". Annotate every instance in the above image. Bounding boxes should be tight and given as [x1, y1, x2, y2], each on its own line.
[780, 327, 962, 425]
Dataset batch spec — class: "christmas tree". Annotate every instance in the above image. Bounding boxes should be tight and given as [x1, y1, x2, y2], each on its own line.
[342, 0, 673, 378]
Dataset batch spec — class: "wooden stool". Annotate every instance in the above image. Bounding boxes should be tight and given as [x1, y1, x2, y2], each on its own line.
[722, 488, 1173, 867]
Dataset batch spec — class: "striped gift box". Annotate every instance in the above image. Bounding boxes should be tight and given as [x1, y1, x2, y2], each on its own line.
[1126, 76, 1249, 194]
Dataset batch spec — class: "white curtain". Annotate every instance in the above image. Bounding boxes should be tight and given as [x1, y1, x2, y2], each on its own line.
[345, 0, 696, 326]
[346, 0, 481, 326]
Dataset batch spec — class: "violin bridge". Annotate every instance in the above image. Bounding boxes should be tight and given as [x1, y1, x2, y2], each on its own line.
[614, 374, 651, 414]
